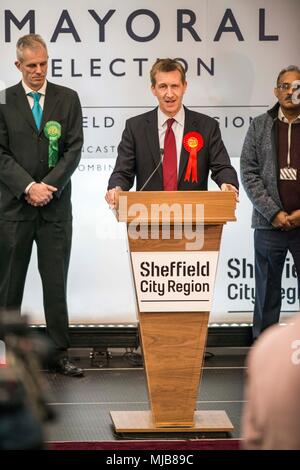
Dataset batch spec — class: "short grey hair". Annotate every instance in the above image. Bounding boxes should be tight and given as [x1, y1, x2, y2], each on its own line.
[276, 65, 300, 85]
[16, 34, 47, 61]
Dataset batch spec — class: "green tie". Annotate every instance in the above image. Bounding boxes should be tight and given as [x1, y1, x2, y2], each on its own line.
[28, 92, 43, 129]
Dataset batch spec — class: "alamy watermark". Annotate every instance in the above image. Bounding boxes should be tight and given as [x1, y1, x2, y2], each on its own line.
[119, 196, 205, 250]
[0, 340, 6, 365]
[0, 81, 7, 104]
[292, 80, 300, 105]
[291, 339, 300, 365]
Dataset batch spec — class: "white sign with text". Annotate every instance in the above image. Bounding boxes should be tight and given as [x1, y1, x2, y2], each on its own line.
[131, 251, 219, 312]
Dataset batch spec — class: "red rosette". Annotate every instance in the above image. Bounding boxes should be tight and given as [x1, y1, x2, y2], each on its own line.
[183, 132, 204, 183]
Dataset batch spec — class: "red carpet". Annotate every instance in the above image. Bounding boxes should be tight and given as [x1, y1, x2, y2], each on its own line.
[48, 439, 240, 450]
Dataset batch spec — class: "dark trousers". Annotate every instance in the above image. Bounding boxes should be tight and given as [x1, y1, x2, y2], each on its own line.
[253, 228, 300, 339]
[0, 215, 72, 353]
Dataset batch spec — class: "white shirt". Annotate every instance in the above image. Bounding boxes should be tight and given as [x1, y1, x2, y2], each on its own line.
[22, 80, 47, 193]
[157, 106, 185, 172]
[22, 80, 47, 110]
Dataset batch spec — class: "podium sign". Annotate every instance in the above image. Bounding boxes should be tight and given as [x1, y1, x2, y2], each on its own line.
[131, 251, 219, 312]
[110, 191, 236, 433]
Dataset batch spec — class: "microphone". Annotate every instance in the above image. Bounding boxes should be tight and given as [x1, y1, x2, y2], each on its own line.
[139, 149, 164, 191]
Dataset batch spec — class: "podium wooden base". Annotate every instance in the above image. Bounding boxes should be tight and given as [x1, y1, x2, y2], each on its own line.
[114, 191, 237, 437]
[110, 410, 234, 434]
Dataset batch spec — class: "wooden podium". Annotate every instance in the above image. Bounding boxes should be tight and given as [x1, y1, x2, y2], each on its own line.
[110, 191, 236, 434]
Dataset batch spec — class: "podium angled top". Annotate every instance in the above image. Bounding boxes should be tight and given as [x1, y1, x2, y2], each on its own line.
[116, 191, 236, 224]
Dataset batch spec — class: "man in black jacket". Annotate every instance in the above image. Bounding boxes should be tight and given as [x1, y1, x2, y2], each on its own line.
[106, 58, 238, 207]
[0, 34, 84, 376]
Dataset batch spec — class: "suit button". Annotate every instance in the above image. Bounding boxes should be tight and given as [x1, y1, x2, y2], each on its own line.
[40, 159, 44, 163]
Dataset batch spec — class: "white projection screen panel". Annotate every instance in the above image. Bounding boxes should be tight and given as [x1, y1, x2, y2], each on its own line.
[1, 0, 299, 323]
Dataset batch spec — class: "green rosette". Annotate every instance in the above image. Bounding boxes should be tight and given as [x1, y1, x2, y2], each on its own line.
[44, 121, 61, 168]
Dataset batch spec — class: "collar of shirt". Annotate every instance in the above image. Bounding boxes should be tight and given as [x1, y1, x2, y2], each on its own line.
[278, 107, 300, 124]
[22, 80, 47, 110]
[22, 80, 47, 97]
[158, 106, 185, 129]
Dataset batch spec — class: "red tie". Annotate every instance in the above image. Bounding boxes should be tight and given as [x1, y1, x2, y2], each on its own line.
[163, 118, 177, 191]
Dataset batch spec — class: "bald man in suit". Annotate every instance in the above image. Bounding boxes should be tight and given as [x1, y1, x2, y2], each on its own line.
[0, 34, 83, 376]
[242, 314, 300, 449]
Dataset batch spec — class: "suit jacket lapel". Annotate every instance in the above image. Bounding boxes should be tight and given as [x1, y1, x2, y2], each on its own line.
[145, 108, 163, 179]
[178, 107, 197, 183]
[40, 82, 59, 134]
[13, 82, 37, 133]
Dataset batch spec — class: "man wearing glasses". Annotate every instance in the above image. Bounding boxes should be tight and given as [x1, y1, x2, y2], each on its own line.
[241, 65, 300, 339]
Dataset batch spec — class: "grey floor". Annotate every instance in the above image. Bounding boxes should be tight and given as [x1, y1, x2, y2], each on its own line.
[44, 347, 248, 442]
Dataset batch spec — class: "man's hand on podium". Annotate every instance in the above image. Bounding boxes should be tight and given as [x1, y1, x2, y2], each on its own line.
[221, 183, 239, 202]
[105, 186, 122, 210]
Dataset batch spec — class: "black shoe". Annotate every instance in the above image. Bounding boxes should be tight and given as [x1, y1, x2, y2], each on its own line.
[50, 357, 84, 377]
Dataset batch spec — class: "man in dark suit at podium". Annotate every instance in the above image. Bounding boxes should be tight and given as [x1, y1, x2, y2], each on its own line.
[106, 58, 238, 207]
[0, 34, 83, 376]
